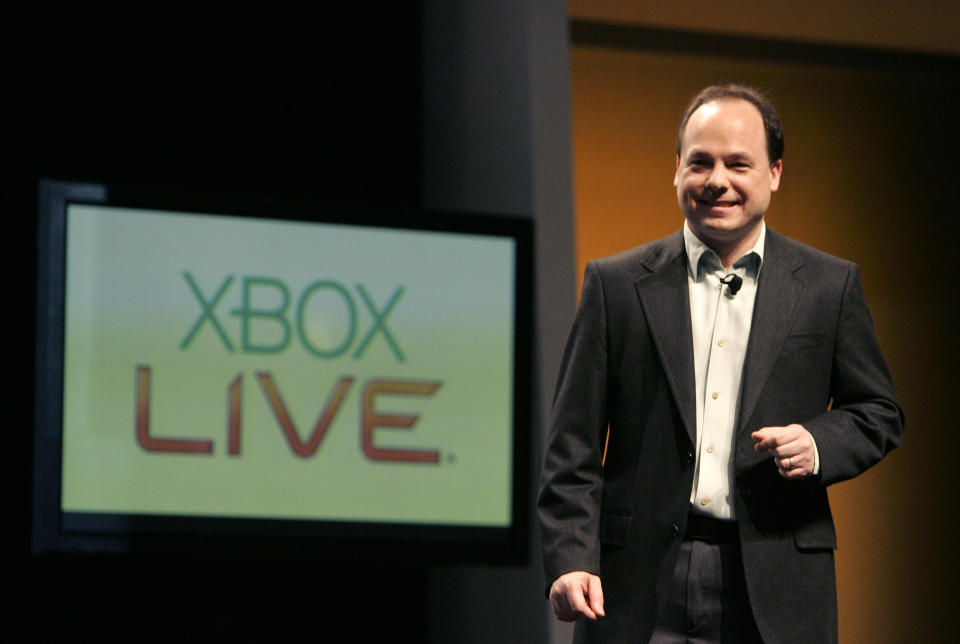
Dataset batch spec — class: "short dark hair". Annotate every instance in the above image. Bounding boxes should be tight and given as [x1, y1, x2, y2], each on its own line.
[676, 84, 784, 164]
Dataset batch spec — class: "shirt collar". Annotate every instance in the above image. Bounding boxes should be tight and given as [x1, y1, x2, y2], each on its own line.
[683, 220, 766, 278]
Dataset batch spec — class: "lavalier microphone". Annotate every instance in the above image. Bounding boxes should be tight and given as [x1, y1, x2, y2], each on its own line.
[720, 273, 743, 296]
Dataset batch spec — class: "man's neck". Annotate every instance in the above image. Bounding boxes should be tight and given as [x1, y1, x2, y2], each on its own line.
[700, 223, 764, 272]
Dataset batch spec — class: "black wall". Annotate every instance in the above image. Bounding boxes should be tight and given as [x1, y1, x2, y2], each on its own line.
[4, 4, 425, 640]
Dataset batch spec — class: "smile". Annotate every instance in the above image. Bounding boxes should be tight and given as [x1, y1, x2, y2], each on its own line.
[698, 199, 740, 208]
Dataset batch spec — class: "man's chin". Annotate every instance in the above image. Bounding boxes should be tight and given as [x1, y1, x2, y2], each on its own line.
[688, 218, 761, 244]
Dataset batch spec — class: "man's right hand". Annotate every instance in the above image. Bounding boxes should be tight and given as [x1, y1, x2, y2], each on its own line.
[548, 571, 605, 622]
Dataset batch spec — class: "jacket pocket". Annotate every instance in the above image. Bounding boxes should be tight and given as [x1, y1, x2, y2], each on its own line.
[599, 510, 632, 547]
[794, 517, 837, 551]
[781, 333, 827, 353]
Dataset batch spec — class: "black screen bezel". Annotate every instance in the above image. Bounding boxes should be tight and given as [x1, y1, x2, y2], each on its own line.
[32, 179, 533, 564]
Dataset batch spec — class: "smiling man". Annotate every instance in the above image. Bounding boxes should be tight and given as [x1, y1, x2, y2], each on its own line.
[538, 84, 904, 643]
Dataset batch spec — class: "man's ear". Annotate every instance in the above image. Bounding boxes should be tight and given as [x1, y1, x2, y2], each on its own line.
[769, 159, 783, 192]
[673, 156, 681, 187]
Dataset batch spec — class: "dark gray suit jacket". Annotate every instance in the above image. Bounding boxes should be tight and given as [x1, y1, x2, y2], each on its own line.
[538, 228, 904, 644]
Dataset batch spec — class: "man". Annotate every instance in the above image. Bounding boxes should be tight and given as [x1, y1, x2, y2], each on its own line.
[537, 84, 904, 643]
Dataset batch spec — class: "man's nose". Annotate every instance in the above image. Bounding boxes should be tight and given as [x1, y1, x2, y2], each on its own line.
[705, 165, 730, 193]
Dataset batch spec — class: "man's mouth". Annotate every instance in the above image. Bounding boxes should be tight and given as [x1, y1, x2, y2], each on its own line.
[698, 198, 740, 208]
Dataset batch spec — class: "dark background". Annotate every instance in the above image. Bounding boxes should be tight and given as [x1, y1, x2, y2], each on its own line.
[4, 4, 425, 640]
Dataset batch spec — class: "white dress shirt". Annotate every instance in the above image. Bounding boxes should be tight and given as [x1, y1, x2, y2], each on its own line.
[684, 220, 765, 520]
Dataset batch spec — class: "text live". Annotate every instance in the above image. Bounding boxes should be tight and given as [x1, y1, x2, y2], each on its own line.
[135, 366, 443, 464]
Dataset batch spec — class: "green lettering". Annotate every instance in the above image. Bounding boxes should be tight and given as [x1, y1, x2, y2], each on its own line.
[353, 284, 405, 362]
[296, 280, 356, 359]
[180, 272, 235, 351]
[233, 276, 291, 353]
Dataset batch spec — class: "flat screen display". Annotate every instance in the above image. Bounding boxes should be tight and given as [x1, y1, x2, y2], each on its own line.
[33, 180, 532, 561]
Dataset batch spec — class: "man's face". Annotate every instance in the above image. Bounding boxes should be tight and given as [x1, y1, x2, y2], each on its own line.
[674, 98, 782, 250]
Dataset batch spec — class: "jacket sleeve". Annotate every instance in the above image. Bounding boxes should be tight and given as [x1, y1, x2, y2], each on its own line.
[803, 263, 904, 485]
[537, 260, 610, 594]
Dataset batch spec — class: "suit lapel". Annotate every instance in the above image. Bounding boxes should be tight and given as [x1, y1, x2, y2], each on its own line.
[633, 232, 697, 445]
[737, 230, 806, 437]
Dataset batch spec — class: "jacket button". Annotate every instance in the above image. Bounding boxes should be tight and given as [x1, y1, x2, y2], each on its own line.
[687, 450, 695, 464]
[740, 487, 752, 498]
[671, 523, 681, 537]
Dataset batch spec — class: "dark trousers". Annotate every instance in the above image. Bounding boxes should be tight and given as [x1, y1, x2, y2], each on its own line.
[649, 536, 763, 643]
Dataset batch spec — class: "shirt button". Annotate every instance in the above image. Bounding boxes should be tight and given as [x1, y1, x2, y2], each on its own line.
[718, 339, 726, 347]
[706, 445, 714, 454]
[711, 392, 719, 399]
[700, 497, 709, 506]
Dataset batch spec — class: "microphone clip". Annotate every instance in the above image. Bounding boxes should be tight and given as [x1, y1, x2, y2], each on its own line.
[720, 273, 743, 296]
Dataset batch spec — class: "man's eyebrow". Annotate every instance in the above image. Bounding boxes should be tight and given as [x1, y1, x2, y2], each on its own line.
[724, 152, 755, 163]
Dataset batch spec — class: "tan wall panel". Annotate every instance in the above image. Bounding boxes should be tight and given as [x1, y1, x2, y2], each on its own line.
[572, 45, 959, 642]
[570, 0, 960, 56]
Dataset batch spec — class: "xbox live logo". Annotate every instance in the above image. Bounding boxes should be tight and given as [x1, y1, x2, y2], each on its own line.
[179, 271, 406, 361]
[132, 270, 442, 463]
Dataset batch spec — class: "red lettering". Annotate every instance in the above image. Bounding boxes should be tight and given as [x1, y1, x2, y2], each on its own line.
[227, 374, 242, 455]
[361, 379, 442, 463]
[135, 365, 214, 454]
[256, 372, 353, 458]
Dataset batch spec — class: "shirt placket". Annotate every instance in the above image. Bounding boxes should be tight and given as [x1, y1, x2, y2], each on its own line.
[695, 271, 735, 516]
